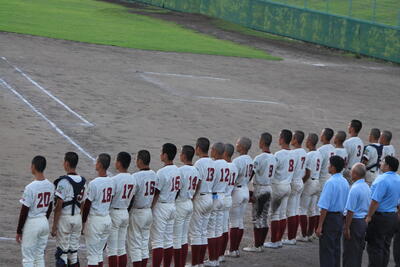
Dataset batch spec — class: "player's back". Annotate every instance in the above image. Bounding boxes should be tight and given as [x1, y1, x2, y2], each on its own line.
[194, 157, 215, 194]
[306, 151, 322, 179]
[55, 175, 86, 215]
[178, 165, 200, 201]
[110, 173, 135, 209]
[156, 165, 181, 203]
[318, 144, 336, 179]
[363, 144, 380, 169]
[22, 179, 55, 217]
[232, 155, 253, 187]
[291, 148, 307, 183]
[87, 177, 114, 216]
[344, 137, 364, 169]
[273, 149, 295, 185]
[383, 145, 396, 158]
[131, 170, 157, 209]
[335, 148, 348, 164]
[212, 159, 229, 193]
[253, 152, 276, 186]
[225, 163, 238, 196]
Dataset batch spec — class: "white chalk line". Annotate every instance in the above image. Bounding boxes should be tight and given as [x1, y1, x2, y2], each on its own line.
[0, 78, 96, 162]
[1, 57, 94, 127]
[195, 95, 284, 105]
[139, 71, 230, 81]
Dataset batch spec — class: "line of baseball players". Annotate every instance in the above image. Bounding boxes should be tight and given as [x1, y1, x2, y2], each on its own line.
[16, 119, 398, 267]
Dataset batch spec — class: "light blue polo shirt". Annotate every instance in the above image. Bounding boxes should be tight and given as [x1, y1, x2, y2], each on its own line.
[371, 171, 400, 212]
[344, 179, 371, 218]
[318, 173, 350, 212]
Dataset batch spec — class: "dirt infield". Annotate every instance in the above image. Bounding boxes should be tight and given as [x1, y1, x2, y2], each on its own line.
[0, 16, 399, 265]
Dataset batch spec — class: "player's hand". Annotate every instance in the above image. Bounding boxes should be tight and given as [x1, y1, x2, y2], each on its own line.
[51, 228, 57, 237]
[365, 216, 372, 224]
[344, 228, 351, 240]
[81, 224, 85, 235]
[15, 234, 22, 244]
[249, 195, 256, 203]
[316, 226, 322, 237]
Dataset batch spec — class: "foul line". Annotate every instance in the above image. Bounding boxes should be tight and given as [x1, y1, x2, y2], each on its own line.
[1, 57, 94, 127]
[195, 96, 284, 105]
[0, 78, 96, 162]
[139, 71, 230, 81]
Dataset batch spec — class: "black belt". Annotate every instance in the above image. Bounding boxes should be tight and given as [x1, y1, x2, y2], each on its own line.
[327, 211, 341, 214]
[112, 208, 124, 210]
[212, 192, 218, 195]
[375, 211, 396, 215]
[200, 193, 207, 196]
[236, 185, 242, 188]
[311, 178, 318, 180]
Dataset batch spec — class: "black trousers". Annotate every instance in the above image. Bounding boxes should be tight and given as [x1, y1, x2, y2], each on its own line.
[342, 218, 367, 267]
[319, 213, 343, 267]
[394, 218, 400, 267]
[366, 212, 398, 267]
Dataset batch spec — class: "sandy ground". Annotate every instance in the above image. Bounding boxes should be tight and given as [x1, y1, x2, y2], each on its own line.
[0, 10, 399, 266]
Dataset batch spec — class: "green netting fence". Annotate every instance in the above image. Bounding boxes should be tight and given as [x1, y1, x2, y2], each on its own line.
[127, 0, 400, 63]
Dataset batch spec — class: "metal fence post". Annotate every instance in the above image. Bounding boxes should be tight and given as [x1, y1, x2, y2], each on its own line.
[326, 0, 330, 13]
[348, 0, 352, 17]
[372, 0, 376, 22]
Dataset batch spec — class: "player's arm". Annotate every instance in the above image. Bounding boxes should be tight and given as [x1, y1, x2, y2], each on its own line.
[81, 199, 92, 233]
[46, 201, 53, 219]
[51, 197, 63, 237]
[151, 189, 160, 209]
[344, 210, 354, 240]
[16, 205, 29, 243]
[128, 196, 135, 212]
[302, 169, 311, 183]
[193, 179, 202, 199]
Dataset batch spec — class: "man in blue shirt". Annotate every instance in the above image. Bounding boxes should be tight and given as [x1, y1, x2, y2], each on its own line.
[365, 155, 400, 267]
[343, 163, 371, 267]
[316, 155, 350, 267]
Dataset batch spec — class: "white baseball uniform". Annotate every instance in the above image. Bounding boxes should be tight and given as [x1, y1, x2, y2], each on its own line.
[270, 149, 295, 221]
[378, 145, 396, 175]
[189, 157, 214, 245]
[127, 169, 157, 263]
[151, 165, 180, 249]
[54, 175, 86, 265]
[173, 165, 198, 249]
[85, 177, 114, 265]
[19, 179, 54, 267]
[207, 159, 229, 238]
[335, 148, 348, 166]
[252, 152, 276, 228]
[317, 144, 336, 188]
[299, 151, 322, 216]
[344, 136, 364, 170]
[362, 144, 380, 184]
[287, 148, 307, 218]
[107, 173, 135, 258]
[230, 155, 253, 229]
[223, 163, 237, 234]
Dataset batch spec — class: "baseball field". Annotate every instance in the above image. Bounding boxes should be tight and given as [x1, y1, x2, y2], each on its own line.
[0, 0, 399, 266]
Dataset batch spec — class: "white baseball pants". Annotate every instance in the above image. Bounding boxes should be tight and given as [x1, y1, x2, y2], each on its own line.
[21, 216, 49, 267]
[222, 196, 232, 233]
[107, 209, 129, 257]
[207, 194, 225, 238]
[173, 199, 193, 248]
[287, 181, 304, 218]
[270, 183, 291, 221]
[189, 194, 213, 245]
[151, 202, 176, 249]
[230, 186, 249, 229]
[252, 185, 272, 228]
[56, 214, 82, 264]
[85, 215, 112, 265]
[127, 208, 152, 262]
[365, 171, 378, 186]
[299, 179, 320, 216]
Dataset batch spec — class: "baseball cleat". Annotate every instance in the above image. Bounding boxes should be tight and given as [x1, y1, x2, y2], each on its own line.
[225, 250, 240, 258]
[282, 239, 297, 245]
[263, 242, 280, 249]
[310, 233, 318, 240]
[204, 260, 218, 266]
[243, 246, 263, 252]
[218, 256, 225, 263]
[297, 236, 310, 242]
[277, 241, 283, 248]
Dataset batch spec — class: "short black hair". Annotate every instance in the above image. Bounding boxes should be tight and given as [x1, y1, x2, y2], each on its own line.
[137, 150, 151, 165]
[196, 137, 210, 153]
[224, 143, 235, 157]
[370, 128, 381, 140]
[280, 129, 292, 145]
[97, 153, 111, 170]
[162, 143, 177, 161]
[383, 156, 399, 172]
[260, 132, 272, 146]
[32, 155, 46, 173]
[308, 133, 319, 146]
[350, 120, 362, 134]
[382, 130, 392, 142]
[117, 151, 131, 169]
[293, 130, 305, 144]
[181, 145, 195, 161]
[323, 128, 334, 141]
[65, 152, 78, 169]
[329, 155, 345, 173]
[336, 131, 347, 143]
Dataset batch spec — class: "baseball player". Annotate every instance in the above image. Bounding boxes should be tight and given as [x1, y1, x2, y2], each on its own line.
[51, 152, 86, 267]
[318, 128, 336, 189]
[228, 137, 253, 256]
[205, 143, 228, 266]
[219, 143, 237, 262]
[189, 137, 214, 267]
[334, 131, 348, 167]
[284, 130, 307, 245]
[298, 133, 322, 242]
[243, 132, 276, 251]
[127, 150, 157, 267]
[172, 145, 199, 267]
[82, 153, 114, 267]
[344, 119, 364, 176]
[361, 128, 382, 185]
[380, 130, 396, 162]
[107, 152, 134, 267]
[16, 156, 54, 267]
[151, 143, 180, 267]
[264, 130, 295, 249]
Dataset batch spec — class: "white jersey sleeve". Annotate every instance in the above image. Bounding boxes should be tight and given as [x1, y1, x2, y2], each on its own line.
[110, 173, 136, 209]
[232, 155, 253, 187]
[131, 170, 157, 209]
[178, 165, 200, 200]
[225, 163, 238, 196]
[195, 157, 215, 194]
[20, 180, 55, 218]
[212, 159, 229, 193]
[87, 177, 114, 216]
[253, 152, 276, 186]
[305, 151, 322, 179]
[272, 149, 295, 184]
[156, 165, 181, 203]
[317, 144, 336, 179]
[344, 137, 364, 169]
[291, 148, 307, 183]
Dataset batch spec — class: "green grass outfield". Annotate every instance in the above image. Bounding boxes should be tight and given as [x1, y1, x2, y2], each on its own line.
[0, 0, 280, 60]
